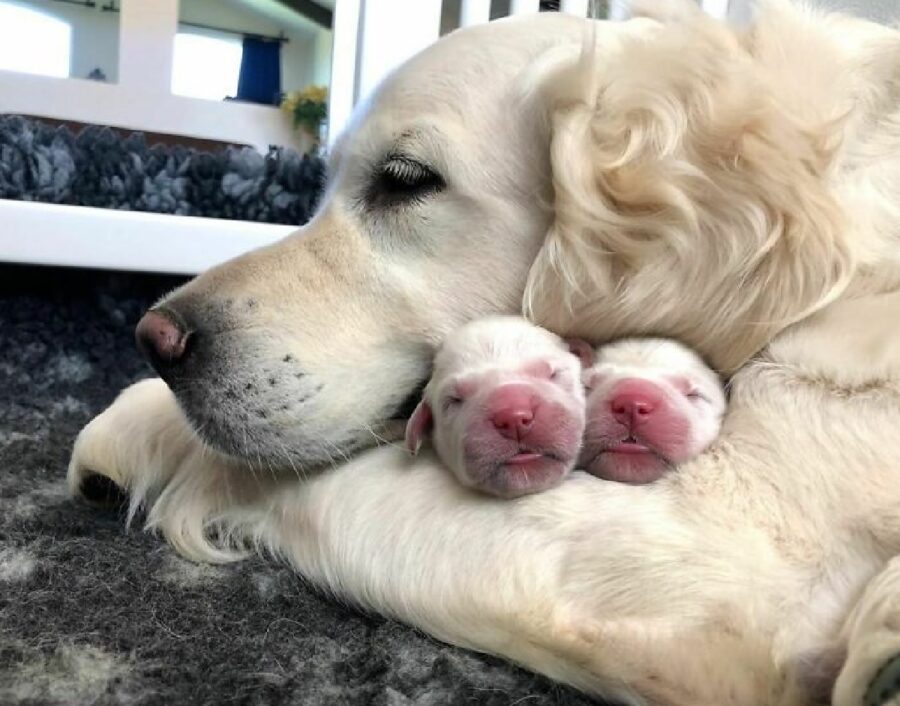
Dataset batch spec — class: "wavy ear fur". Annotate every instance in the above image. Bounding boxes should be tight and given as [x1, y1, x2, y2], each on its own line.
[524, 6, 854, 373]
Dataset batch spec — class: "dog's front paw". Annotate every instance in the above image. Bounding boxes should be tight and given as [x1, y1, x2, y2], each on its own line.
[67, 378, 186, 508]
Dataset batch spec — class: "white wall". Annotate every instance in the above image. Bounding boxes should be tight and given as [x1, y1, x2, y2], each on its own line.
[811, 0, 898, 22]
[313, 28, 333, 86]
[8, 0, 120, 81]
[729, 0, 898, 23]
[4, 0, 332, 91]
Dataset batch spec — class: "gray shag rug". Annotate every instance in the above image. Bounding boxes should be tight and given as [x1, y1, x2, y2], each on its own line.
[0, 264, 604, 705]
[0, 115, 325, 224]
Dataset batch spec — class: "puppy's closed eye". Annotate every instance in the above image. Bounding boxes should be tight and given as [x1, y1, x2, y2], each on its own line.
[367, 155, 445, 209]
[442, 395, 463, 412]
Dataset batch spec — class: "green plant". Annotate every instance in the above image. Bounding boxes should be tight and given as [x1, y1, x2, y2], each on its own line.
[282, 85, 328, 141]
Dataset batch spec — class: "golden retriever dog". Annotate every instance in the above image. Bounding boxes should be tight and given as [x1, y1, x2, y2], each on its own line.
[68, 2, 900, 704]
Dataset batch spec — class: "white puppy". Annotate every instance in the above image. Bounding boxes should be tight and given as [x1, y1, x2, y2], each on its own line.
[406, 319, 725, 496]
[574, 338, 726, 484]
[405, 317, 586, 498]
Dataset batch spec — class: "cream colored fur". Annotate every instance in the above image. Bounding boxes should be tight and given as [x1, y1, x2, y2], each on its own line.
[69, 3, 900, 705]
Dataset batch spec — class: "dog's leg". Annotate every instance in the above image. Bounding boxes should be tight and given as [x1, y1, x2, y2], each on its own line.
[234, 456, 782, 706]
[68, 378, 275, 562]
[834, 557, 900, 706]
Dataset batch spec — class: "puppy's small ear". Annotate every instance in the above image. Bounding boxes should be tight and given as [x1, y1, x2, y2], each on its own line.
[404, 400, 433, 455]
[567, 338, 595, 368]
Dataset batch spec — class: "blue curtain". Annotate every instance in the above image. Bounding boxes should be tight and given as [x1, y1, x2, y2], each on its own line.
[236, 37, 282, 105]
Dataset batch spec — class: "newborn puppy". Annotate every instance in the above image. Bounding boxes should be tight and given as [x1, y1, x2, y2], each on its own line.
[405, 316, 585, 498]
[576, 338, 726, 485]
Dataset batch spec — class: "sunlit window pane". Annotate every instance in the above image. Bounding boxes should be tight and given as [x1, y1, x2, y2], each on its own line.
[0, 2, 71, 78]
[172, 32, 243, 101]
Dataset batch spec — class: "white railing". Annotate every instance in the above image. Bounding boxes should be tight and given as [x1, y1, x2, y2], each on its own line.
[327, 0, 445, 148]
[326, 0, 594, 147]
[460, 0, 492, 26]
[560, 0, 592, 15]
[326, 0, 732, 146]
[701, 0, 731, 19]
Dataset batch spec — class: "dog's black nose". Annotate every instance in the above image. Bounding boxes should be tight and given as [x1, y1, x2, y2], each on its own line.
[135, 309, 191, 374]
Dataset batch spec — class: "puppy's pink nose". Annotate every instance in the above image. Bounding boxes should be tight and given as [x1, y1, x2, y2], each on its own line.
[609, 379, 662, 428]
[488, 386, 536, 440]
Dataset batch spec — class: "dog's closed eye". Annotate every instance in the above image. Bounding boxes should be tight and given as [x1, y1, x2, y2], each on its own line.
[367, 155, 445, 209]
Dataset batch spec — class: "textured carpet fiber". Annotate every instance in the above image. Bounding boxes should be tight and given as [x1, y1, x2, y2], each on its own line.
[0, 264, 599, 705]
[0, 116, 325, 224]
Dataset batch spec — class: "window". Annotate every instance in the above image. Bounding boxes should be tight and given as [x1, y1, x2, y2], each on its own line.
[171, 31, 243, 101]
[0, 2, 71, 78]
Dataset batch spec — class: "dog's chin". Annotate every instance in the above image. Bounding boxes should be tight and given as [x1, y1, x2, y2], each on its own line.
[582, 445, 672, 485]
[184, 411, 377, 471]
[171, 383, 418, 471]
[160, 338, 431, 470]
[464, 451, 575, 499]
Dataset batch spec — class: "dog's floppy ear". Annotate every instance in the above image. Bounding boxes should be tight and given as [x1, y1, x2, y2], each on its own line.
[524, 8, 854, 373]
[405, 399, 433, 455]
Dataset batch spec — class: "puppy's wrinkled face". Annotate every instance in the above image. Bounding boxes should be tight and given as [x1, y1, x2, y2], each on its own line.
[406, 317, 585, 499]
[579, 338, 725, 484]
